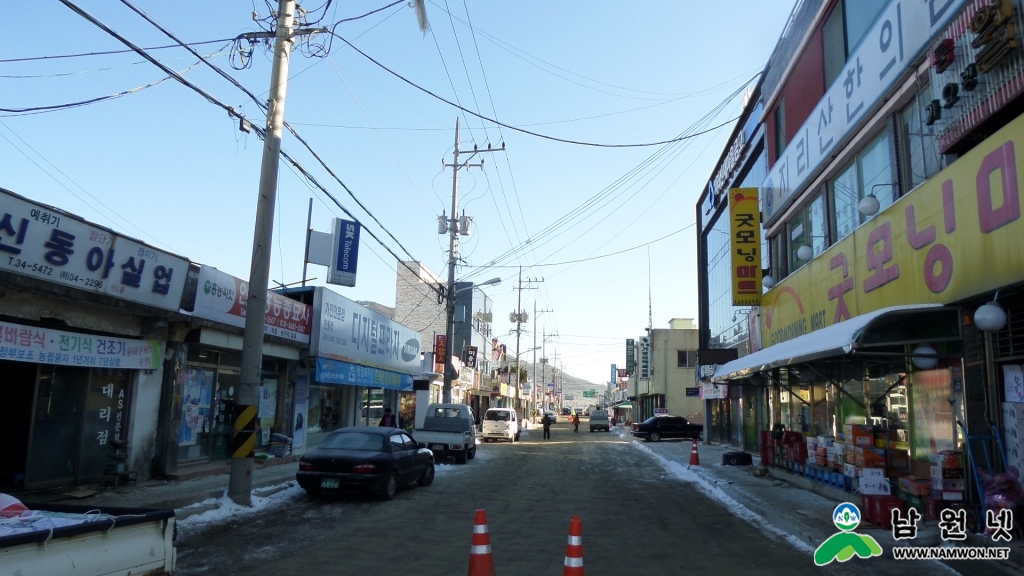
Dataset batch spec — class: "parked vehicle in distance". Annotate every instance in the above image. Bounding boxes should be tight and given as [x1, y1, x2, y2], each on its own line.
[413, 403, 476, 464]
[481, 408, 519, 442]
[544, 410, 558, 423]
[631, 416, 703, 442]
[561, 407, 571, 416]
[588, 408, 610, 432]
[297, 427, 434, 500]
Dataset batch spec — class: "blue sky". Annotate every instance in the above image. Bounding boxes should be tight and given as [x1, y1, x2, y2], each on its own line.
[2, 0, 794, 384]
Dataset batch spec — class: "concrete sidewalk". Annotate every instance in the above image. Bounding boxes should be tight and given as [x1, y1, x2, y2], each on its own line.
[616, 426, 1022, 576]
[24, 461, 299, 514]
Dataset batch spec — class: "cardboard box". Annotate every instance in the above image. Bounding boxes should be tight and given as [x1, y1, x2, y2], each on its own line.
[929, 466, 964, 480]
[931, 478, 965, 491]
[933, 490, 965, 501]
[934, 450, 962, 469]
[844, 463, 858, 477]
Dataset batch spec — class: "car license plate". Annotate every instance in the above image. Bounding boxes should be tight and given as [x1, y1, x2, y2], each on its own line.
[320, 477, 340, 489]
[431, 444, 446, 450]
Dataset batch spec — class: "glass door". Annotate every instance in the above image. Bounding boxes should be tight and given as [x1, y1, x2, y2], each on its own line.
[25, 365, 89, 489]
[210, 367, 239, 461]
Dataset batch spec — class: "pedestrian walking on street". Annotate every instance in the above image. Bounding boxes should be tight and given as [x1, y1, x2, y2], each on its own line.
[572, 413, 580, 433]
[378, 408, 397, 427]
[542, 412, 553, 440]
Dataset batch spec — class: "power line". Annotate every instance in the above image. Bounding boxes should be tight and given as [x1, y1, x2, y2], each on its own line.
[59, 0, 445, 301]
[332, 31, 754, 148]
[0, 38, 236, 63]
[461, 223, 694, 268]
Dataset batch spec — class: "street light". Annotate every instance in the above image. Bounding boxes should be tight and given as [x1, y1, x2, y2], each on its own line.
[443, 277, 500, 403]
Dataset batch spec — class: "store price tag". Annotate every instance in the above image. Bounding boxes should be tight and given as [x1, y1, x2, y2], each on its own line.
[860, 468, 890, 495]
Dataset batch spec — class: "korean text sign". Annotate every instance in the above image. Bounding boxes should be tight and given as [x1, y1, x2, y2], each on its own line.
[625, 338, 635, 374]
[193, 265, 312, 344]
[762, 111, 1024, 346]
[0, 188, 188, 310]
[313, 287, 422, 376]
[729, 188, 762, 306]
[638, 336, 651, 381]
[0, 319, 162, 369]
[761, 0, 967, 225]
[316, 357, 413, 391]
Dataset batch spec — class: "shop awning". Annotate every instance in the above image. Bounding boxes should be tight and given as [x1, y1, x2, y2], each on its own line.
[610, 402, 632, 409]
[712, 304, 958, 381]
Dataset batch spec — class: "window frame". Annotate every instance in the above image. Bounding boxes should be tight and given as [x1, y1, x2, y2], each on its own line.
[774, 98, 787, 156]
[677, 351, 689, 368]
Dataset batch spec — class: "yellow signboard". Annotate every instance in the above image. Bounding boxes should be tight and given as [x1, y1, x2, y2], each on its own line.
[762, 112, 1024, 347]
[729, 188, 762, 306]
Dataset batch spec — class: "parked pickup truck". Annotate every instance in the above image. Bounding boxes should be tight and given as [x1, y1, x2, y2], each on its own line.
[0, 502, 176, 575]
[414, 403, 477, 464]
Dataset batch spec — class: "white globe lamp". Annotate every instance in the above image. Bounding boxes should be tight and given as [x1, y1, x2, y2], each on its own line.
[797, 245, 813, 261]
[859, 194, 880, 216]
[911, 345, 939, 370]
[975, 302, 1007, 333]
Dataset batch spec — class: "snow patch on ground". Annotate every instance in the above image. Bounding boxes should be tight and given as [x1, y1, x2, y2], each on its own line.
[176, 481, 304, 534]
[631, 441, 815, 554]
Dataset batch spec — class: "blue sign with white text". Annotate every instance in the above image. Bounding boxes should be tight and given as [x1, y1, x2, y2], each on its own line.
[328, 218, 360, 287]
[316, 357, 413, 391]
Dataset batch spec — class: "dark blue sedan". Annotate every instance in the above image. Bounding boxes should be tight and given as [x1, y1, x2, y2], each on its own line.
[297, 427, 435, 500]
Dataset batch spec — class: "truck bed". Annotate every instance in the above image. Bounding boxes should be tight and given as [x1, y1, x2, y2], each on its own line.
[0, 503, 176, 576]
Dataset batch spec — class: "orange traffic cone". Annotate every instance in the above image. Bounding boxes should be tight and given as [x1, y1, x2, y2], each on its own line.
[562, 515, 584, 576]
[689, 439, 700, 466]
[468, 509, 497, 576]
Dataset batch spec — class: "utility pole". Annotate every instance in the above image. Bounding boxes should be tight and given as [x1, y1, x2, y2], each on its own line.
[511, 267, 540, 418]
[441, 118, 504, 402]
[532, 301, 553, 422]
[230, 0, 296, 506]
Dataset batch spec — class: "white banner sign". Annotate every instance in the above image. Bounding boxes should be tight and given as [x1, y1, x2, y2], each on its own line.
[762, 0, 967, 224]
[0, 188, 189, 310]
[699, 383, 729, 400]
[193, 265, 312, 344]
[313, 287, 423, 376]
[0, 319, 162, 369]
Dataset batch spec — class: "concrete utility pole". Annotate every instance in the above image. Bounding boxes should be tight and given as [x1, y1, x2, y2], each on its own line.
[230, 0, 295, 506]
[532, 301, 553, 421]
[442, 118, 504, 402]
[511, 267, 540, 417]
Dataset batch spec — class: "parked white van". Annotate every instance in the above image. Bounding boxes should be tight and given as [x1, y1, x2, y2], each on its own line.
[482, 408, 519, 442]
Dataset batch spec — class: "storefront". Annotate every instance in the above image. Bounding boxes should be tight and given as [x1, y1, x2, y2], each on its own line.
[0, 320, 164, 491]
[167, 264, 310, 469]
[296, 286, 422, 451]
[0, 187, 189, 490]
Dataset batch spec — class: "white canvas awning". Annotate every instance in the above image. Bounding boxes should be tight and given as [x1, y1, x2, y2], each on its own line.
[711, 304, 951, 382]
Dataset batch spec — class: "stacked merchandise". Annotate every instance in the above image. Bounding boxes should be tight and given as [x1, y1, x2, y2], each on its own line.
[268, 432, 292, 458]
[926, 450, 966, 521]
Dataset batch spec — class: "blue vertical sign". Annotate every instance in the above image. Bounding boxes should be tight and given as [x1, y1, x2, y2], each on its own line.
[611, 364, 617, 388]
[328, 218, 360, 287]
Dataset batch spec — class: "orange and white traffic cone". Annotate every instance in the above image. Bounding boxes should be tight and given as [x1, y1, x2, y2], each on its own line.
[689, 439, 700, 466]
[562, 515, 584, 576]
[468, 509, 497, 576]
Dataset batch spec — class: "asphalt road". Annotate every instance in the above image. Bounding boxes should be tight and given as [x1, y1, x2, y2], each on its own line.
[173, 419, 829, 575]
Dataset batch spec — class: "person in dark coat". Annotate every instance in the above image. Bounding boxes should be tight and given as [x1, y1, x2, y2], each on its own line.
[379, 408, 398, 427]
[541, 412, 553, 440]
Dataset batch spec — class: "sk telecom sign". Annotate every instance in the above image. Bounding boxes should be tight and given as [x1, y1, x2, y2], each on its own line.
[328, 218, 360, 287]
[729, 188, 761, 306]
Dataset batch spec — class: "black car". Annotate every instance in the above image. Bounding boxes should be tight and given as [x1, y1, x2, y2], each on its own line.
[297, 427, 434, 500]
[631, 416, 703, 442]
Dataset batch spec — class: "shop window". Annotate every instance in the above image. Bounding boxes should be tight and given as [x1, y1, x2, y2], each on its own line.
[786, 191, 828, 272]
[676, 351, 689, 368]
[822, 3, 846, 88]
[899, 87, 945, 192]
[831, 131, 895, 241]
[843, 0, 888, 54]
[774, 98, 787, 155]
[769, 233, 786, 281]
